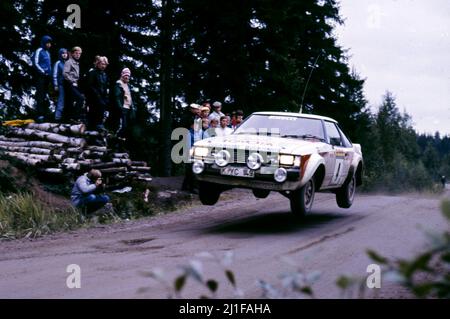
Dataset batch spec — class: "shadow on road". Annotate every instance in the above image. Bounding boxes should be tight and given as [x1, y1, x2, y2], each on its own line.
[204, 210, 348, 235]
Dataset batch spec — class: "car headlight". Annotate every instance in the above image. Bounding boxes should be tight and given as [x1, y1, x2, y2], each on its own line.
[279, 154, 295, 166]
[215, 150, 231, 167]
[274, 168, 287, 182]
[194, 147, 208, 157]
[247, 152, 263, 170]
[192, 160, 205, 174]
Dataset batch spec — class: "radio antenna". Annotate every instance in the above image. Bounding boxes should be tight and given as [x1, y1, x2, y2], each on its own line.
[299, 52, 322, 113]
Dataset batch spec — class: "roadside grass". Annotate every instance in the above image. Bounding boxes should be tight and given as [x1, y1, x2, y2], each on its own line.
[0, 192, 82, 239]
[0, 181, 196, 240]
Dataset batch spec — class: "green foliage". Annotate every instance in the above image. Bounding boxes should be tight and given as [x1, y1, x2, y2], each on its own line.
[335, 274, 371, 299]
[139, 251, 243, 298]
[139, 252, 320, 299]
[0, 163, 17, 194]
[1, 0, 369, 176]
[360, 92, 440, 193]
[2, 1, 449, 183]
[0, 192, 81, 239]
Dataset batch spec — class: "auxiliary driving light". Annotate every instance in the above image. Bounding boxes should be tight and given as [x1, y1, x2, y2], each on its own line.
[214, 150, 231, 167]
[192, 160, 205, 174]
[247, 152, 264, 170]
[274, 168, 288, 182]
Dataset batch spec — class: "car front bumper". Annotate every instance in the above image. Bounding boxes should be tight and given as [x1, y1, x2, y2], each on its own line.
[194, 163, 302, 191]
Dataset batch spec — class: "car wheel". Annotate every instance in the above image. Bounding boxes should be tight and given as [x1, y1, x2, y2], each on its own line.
[290, 178, 315, 217]
[252, 189, 270, 199]
[198, 181, 221, 205]
[336, 174, 356, 208]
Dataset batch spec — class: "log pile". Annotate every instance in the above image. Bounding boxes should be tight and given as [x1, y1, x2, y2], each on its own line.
[0, 123, 152, 188]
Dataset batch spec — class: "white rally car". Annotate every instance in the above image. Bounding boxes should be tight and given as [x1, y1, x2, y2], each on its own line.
[190, 112, 363, 217]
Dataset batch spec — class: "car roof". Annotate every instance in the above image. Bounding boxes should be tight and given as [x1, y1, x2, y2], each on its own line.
[251, 112, 338, 123]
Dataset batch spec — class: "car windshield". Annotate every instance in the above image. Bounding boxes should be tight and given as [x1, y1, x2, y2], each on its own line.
[234, 114, 325, 140]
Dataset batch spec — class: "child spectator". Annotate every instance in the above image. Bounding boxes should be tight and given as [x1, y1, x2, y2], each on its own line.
[63, 46, 85, 123]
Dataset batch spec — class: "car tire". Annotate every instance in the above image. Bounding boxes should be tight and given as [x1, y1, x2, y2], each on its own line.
[336, 174, 356, 208]
[290, 178, 315, 217]
[252, 189, 270, 199]
[198, 181, 221, 205]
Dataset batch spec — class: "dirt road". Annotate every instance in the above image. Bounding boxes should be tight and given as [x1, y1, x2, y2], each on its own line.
[0, 189, 448, 298]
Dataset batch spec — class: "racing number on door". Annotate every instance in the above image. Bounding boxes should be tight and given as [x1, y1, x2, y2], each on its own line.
[331, 157, 344, 185]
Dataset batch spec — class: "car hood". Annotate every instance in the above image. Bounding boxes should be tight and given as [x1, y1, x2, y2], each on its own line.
[194, 133, 324, 155]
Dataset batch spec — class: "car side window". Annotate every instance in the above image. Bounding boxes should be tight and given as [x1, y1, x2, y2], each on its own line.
[337, 126, 352, 148]
[324, 121, 342, 146]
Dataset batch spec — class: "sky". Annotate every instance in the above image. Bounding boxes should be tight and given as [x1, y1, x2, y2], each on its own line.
[335, 0, 450, 136]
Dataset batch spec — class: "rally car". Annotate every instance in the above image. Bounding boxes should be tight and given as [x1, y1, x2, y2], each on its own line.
[190, 112, 363, 217]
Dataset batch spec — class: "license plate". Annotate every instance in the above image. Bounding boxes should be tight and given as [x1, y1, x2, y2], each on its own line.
[220, 167, 255, 178]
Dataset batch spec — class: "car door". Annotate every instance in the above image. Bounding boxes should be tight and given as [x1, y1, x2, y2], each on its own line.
[324, 121, 351, 186]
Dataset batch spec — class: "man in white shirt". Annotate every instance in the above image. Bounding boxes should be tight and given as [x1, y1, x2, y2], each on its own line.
[214, 116, 233, 137]
[208, 101, 225, 122]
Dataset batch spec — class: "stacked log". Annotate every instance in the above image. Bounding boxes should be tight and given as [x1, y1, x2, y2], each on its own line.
[0, 122, 152, 187]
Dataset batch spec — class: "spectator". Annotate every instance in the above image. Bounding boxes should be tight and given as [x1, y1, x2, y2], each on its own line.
[207, 118, 219, 137]
[32, 35, 52, 122]
[71, 169, 111, 214]
[209, 117, 219, 129]
[193, 117, 210, 141]
[199, 106, 210, 119]
[232, 109, 244, 130]
[182, 103, 201, 193]
[441, 175, 447, 189]
[190, 119, 208, 144]
[215, 116, 233, 137]
[86, 56, 109, 131]
[201, 117, 210, 131]
[114, 68, 135, 140]
[208, 101, 225, 122]
[202, 101, 211, 112]
[230, 111, 237, 128]
[181, 103, 201, 130]
[52, 48, 68, 122]
[63, 46, 85, 123]
[225, 113, 232, 127]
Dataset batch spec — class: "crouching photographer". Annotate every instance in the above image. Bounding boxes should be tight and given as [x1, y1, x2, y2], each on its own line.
[71, 169, 111, 214]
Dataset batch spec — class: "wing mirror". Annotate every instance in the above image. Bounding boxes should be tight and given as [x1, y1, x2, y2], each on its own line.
[330, 137, 341, 146]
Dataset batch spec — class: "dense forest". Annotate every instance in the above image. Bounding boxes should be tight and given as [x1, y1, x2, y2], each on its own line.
[0, 0, 448, 191]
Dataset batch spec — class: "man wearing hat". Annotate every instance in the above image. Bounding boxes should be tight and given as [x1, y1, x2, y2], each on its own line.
[208, 101, 225, 122]
[114, 67, 135, 139]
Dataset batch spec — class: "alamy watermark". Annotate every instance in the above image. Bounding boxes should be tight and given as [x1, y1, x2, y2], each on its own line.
[65, 4, 81, 29]
[66, 264, 81, 289]
[171, 127, 282, 166]
[366, 263, 381, 289]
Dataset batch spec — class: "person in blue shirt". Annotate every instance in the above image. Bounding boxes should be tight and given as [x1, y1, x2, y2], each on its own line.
[71, 169, 111, 214]
[32, 35, 52, 122]
[53, 48, 68, 122]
